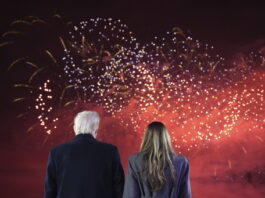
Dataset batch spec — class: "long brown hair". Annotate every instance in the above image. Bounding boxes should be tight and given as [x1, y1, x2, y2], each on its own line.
[140, 121, 176, 192]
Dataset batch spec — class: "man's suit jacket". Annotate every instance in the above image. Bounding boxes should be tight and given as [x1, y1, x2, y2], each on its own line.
[44, 133, 124, 198]
[123, 152, 191, 198]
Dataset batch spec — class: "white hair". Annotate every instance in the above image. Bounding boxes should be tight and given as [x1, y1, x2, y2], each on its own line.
[73, 111, 100, 137]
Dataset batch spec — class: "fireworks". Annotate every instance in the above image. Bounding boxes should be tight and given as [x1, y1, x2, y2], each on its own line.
[2, 16, 265, 152]
[36, 79, 58, 134]
[62, 18, 140, 113]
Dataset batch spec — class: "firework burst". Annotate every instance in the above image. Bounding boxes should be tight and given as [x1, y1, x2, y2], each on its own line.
[2, 16, 265, 154]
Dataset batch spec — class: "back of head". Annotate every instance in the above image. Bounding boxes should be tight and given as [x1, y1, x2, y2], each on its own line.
[140, 121, 175, 192]
[73, 111, 100, 137]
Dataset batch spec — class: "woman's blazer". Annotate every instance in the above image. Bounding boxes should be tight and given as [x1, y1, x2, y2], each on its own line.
[123, 152, 191, 198]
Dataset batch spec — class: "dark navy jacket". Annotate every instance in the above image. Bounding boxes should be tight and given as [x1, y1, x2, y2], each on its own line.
[123, 152, 191, 198]
[44, 134, 124, 198]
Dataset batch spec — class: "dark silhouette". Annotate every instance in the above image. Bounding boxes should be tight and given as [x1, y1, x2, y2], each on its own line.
[44, 111, 124, 198]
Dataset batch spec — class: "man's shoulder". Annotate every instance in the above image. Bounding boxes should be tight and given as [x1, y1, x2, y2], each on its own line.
[50, 141, 73, 153]
[50, 139, 117, 153]
[94, 140, 118, 151]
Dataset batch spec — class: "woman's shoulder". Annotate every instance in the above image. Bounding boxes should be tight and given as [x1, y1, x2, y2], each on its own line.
[127, 152, 150, 168]
[171, 153, 189, 164]
[128, 152, 145, 161]
[128, 152, 188, 162]
[127, 152, 147, 172]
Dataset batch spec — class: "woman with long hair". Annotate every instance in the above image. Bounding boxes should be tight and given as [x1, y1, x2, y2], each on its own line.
[123, 121, 191, 198]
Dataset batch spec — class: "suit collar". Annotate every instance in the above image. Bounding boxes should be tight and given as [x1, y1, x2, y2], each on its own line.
[74, 133, 96, 141]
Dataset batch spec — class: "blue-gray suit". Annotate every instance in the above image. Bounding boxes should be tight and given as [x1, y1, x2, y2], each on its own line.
[123, 152, 191, 198]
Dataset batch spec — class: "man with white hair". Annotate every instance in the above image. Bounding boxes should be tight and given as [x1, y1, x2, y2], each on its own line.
[44, 110, 124, 198]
